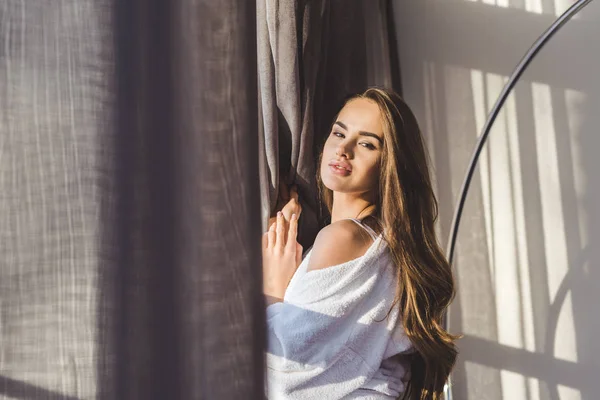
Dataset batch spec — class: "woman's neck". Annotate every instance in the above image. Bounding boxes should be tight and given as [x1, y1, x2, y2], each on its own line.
[330, 192, 377, 224]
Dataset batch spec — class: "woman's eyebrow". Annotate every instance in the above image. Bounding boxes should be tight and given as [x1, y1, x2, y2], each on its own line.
[334, 121, 383, 145]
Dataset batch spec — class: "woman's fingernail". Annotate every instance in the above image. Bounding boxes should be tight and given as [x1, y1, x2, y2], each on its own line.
[292, 213, 296, 220]
[277, 211, 282, 217]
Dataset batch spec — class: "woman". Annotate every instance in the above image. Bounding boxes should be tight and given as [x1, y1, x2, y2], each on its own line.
[262, 88, 458, 399]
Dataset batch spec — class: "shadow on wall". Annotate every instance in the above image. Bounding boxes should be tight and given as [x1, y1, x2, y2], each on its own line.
[393, 1, 600, 399]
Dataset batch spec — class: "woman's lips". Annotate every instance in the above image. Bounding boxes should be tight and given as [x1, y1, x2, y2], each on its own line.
[329, 165, 351, 176]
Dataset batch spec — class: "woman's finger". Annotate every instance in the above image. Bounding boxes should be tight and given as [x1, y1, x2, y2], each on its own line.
[281, 198, 301, 222]
[291, 187, 300, 216]
[295, 242, 303, 266]
[275, 211, 285, 248]
[282, 200, 296, 222]
[290, 185, 299, 202]
[267, 221, 276, 249]
[286, 213, 298, 250]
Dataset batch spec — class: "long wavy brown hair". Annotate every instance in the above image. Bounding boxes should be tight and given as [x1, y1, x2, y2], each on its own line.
[316, 88, 458, 400]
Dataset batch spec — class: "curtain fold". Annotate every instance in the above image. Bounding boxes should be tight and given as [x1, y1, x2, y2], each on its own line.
[0, 1, 113, 398]
[171, 1, 264, 398]
[102, 0, 264, 398]
[257, 0, 327, 249]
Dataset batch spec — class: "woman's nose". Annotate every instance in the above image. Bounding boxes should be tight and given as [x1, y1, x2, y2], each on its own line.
[335, 144, 351, 158]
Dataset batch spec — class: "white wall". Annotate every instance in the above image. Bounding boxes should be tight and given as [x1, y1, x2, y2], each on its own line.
[392, 1, 600, 399]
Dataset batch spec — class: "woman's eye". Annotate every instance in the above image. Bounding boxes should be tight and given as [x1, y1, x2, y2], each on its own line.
[332, 131, 375, 150]
[361, 143, 376, 150]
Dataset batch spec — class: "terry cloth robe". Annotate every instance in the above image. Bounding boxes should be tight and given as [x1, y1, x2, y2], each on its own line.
[266, 219, 415, 399]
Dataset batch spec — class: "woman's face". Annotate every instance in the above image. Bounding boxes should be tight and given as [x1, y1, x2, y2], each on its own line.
[320, 98, 384, 195]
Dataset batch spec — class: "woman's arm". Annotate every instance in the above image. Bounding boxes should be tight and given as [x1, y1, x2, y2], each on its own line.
[306, 220, 373, 273]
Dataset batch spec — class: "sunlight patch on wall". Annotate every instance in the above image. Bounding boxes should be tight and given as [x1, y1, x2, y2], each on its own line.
[564, 89, 588, 247]
[531, 81, 578, 364]
[501, 370, 528, 400]
[470, 69, 541, 400]
[558, 382, 582, 400]
[504, 77, 541, 400]
[469, 69, 495, 282]
[487, 72, 529, 400]
[484, 74, 514, 318]
[422, 61, 439, 201]
[553, 0, 581, 18]
[531, 82, 566, 300]
[467, 0, 579, 16]
[525, 0, 543, 14]
[421, 61, 452, 243]
[554, 292, 580, 366]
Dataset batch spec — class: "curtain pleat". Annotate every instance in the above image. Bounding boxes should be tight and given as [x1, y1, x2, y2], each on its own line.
[171, 1, 264, 398]
[257, 0, 327, 248]
[101, 0, 264, 398]
[0, 1, 113, 398]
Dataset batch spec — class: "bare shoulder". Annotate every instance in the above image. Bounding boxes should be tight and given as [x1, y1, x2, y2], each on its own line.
[306, 219, 374, 272]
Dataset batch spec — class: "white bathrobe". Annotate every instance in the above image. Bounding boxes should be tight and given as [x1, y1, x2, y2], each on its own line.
[266, 225, 414, 399]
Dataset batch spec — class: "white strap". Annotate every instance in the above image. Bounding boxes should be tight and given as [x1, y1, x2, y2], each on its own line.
[348, 218, 378, 241]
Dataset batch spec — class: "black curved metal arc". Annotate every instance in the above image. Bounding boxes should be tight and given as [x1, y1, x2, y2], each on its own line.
[444, 2, 594, 400]
[445, 0, 594, 266]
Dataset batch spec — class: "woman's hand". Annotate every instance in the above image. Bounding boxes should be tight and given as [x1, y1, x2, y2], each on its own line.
[262, 211, 303, 305]
[269, 180, 302, 230]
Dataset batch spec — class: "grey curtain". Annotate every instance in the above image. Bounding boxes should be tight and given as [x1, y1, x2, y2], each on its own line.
[257, 0, 399, 248]
[0, 0, 399, 398]
[1, 1, 263, 398]
[0, 1, 112, 398]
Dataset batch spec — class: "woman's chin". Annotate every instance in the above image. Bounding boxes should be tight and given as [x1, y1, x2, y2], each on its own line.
[321, 174, 349, 192]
